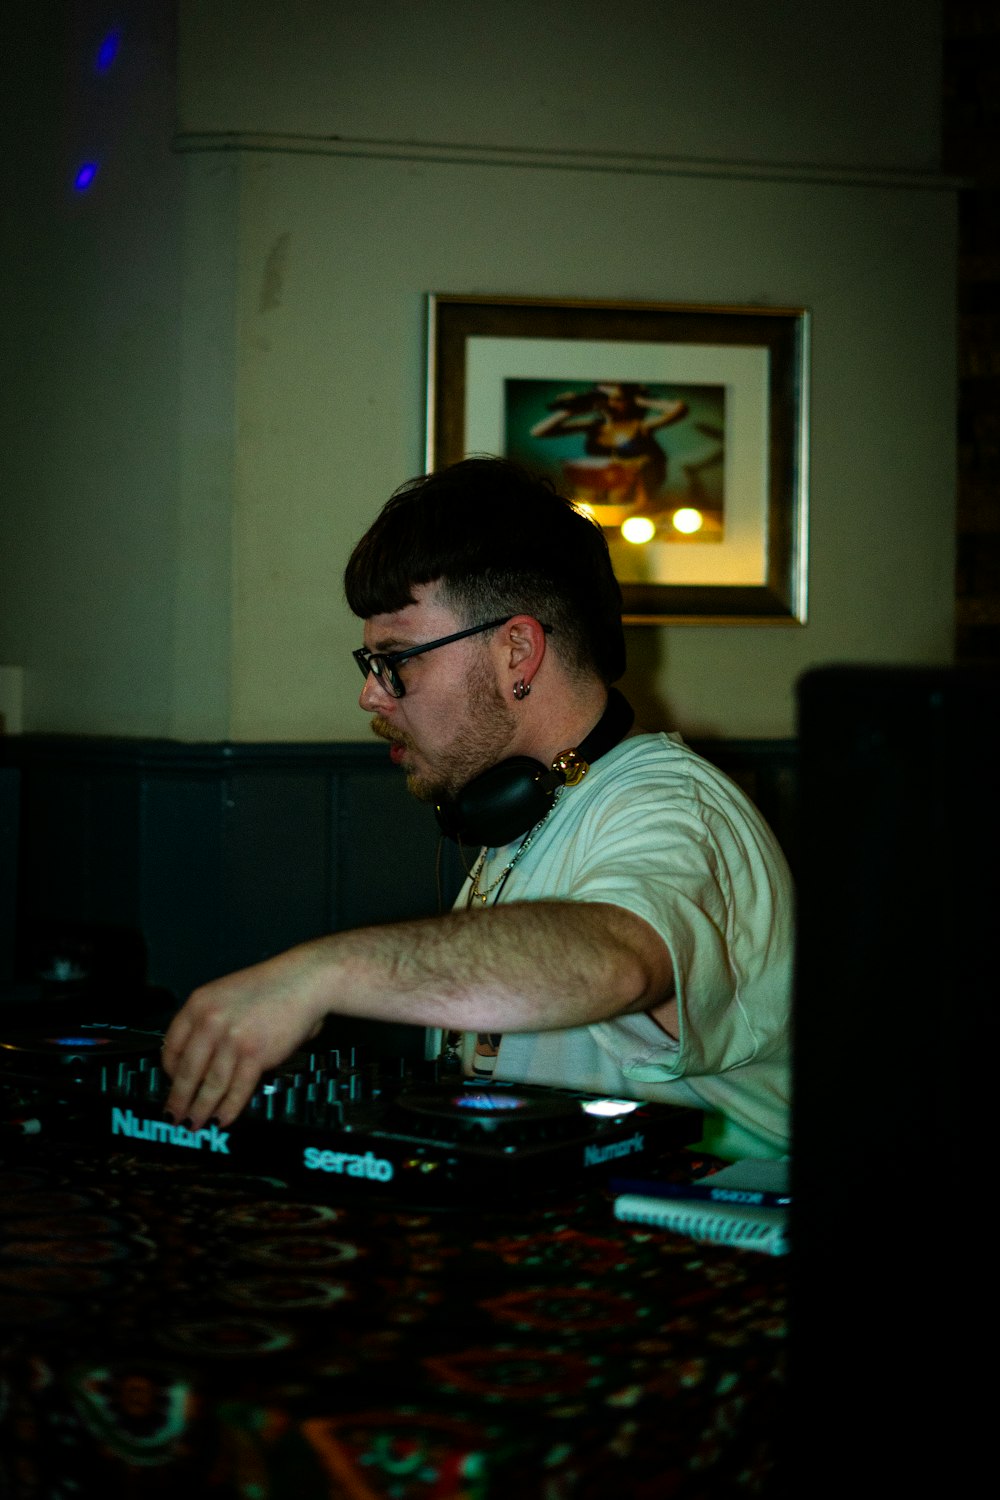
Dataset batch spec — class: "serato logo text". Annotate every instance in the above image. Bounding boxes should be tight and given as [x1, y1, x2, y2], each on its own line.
[303, 1146, 394, 1181]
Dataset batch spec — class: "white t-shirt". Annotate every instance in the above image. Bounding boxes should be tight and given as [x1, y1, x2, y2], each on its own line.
[454, 732, 793, 1159]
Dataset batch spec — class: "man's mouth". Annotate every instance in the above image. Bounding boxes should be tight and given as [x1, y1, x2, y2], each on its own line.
[372, 719, 410, 767]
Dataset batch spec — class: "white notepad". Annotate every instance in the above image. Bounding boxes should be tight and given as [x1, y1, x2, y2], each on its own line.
[612, 1159, 790, 1256]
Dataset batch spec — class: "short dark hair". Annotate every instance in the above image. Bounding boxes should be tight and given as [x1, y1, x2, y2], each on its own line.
[344, 457, 626, 683]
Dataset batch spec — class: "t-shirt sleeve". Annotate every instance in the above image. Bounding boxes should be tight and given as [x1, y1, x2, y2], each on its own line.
[552, 771, 792, 1082]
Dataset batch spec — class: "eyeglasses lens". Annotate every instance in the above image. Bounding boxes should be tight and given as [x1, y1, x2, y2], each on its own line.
[378, 658, 403, 697]
[356, 652, 403, 697]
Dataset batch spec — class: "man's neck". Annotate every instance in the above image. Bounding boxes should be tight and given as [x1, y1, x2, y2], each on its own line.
[522, 680, 617, 768]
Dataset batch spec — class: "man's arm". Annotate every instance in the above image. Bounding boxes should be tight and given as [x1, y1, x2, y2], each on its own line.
[161, 900, 675, 1129]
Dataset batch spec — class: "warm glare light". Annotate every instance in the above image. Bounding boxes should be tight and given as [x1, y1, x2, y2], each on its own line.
[672, 507, 703, 534]
[581, 1098, 640, 1117]
[621, 515, 656, 544]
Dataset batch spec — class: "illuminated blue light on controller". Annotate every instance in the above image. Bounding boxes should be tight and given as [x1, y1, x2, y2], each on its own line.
[74, 163, 99, 192]
[47, 1036, 112, 1047]
[454, 1093, 526, 1111]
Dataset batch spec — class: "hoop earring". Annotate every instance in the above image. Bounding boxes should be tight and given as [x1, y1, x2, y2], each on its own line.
[513, 679, 531, 700]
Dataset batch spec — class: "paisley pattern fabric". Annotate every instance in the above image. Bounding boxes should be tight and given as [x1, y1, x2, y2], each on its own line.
[0, 1145, 786, 1497]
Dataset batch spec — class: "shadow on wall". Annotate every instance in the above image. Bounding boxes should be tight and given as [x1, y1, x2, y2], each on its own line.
[621, 627, 679, 733]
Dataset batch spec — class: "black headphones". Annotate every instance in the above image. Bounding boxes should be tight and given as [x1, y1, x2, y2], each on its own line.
[435, 688, 635, 848]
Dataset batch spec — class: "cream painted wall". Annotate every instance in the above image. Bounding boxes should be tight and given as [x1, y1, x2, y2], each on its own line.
[170, 154, 241, 740]
[1, 1, 955, 742]
[2, 1, 186, 737]
[177, 0, 943, 173]
[219, 152, 955, 741]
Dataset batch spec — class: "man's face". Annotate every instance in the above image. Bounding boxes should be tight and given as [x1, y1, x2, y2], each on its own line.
[358, 583, 518, 804]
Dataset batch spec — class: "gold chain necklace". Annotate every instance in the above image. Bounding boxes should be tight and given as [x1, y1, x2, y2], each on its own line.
[465, 792, 561, 907]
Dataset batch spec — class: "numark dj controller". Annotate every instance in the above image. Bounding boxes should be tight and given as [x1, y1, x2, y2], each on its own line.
[0, 1021, 700, 1204]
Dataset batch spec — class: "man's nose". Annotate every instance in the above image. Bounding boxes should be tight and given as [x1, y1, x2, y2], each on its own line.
[359, 671, 390, 712]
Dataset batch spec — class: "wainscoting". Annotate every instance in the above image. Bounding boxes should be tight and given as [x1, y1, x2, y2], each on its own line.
[0, 735, 797, 1047]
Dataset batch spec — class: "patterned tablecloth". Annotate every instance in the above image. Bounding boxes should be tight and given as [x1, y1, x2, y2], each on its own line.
[0, 1141, 786, 1498]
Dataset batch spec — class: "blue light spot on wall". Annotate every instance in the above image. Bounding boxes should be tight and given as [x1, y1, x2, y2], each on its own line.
[74, 163, 99, 192]
[95, 30, 121, 72]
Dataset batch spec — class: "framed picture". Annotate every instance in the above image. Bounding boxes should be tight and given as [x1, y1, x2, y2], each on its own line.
[426, 295, 809, 624]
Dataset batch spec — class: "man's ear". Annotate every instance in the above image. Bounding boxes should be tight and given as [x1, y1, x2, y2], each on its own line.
[502, 615, 547, 690]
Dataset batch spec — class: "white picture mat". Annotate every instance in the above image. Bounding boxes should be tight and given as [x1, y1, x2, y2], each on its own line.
[464, 336, 771, 585]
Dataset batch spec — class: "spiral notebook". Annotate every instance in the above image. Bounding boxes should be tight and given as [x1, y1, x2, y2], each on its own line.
[612, 1158, 790, 1256]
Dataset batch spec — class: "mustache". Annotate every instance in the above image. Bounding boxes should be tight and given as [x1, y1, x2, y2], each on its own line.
[371, 717, 409, 749]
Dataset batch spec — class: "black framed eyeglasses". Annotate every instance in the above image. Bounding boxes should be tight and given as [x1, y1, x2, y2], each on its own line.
[352, 617, 514, 698]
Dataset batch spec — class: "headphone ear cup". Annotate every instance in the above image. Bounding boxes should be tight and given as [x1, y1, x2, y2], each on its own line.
[435, 689, 635, 850]
[436, 757, 562, 848]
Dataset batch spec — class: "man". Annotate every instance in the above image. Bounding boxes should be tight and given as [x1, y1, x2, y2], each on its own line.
[163, 458, 792, 1158]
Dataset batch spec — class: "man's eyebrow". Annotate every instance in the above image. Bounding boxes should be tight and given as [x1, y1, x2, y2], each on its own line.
[368, 632, 415, 653]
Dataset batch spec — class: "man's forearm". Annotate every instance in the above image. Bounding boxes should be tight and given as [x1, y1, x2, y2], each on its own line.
[162, 900, 673, 1128]
[308, 900, 669, 1033]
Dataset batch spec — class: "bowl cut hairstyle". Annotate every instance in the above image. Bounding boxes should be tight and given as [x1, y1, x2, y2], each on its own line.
[344, 457, 627, 684]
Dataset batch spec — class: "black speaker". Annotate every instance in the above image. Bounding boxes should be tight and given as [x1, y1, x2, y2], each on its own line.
[788, 664, 997, 1494]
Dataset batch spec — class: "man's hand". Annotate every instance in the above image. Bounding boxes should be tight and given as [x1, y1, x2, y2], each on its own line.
[161, 947, 327, 1130]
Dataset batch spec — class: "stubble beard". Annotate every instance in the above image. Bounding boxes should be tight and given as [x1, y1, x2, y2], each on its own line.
[372, 655, 518, 805]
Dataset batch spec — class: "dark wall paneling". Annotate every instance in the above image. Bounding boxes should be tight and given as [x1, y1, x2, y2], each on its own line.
[0, 735, 796, 1057]
[20, 760, 142, 928]
[334, 761, 463, 932]
[219, 769, 332, 974]
[139, 771, 227, 1001]
[0, 739, 458, 1057]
